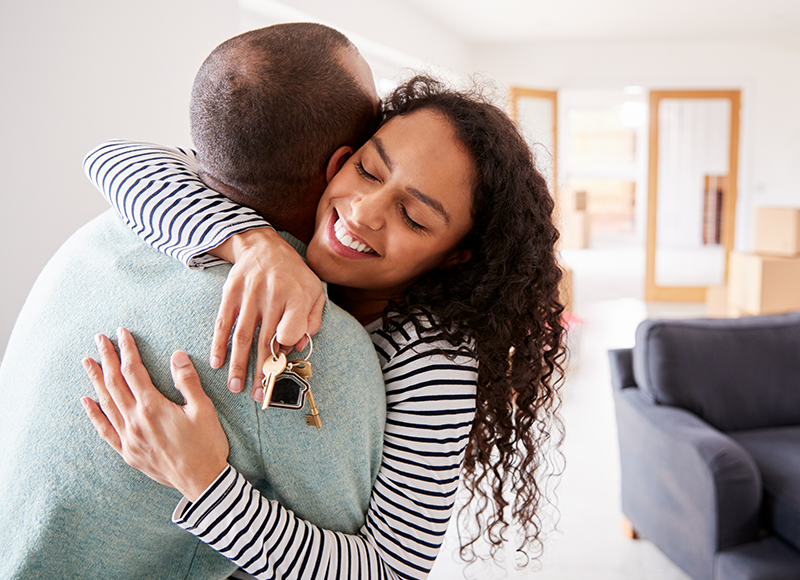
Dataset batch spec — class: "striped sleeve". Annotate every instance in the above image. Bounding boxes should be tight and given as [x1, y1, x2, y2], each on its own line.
[82, 140, 272, 269]
[172, 323, 478, 580]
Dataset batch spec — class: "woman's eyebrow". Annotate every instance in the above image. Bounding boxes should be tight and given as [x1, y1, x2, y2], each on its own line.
[372, 136, 451, 223]
[372, 136, 394, 171]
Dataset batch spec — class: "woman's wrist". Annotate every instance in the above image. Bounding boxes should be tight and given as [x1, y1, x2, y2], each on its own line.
[208, 226, 279, 264]
[178, 462, 229, 503]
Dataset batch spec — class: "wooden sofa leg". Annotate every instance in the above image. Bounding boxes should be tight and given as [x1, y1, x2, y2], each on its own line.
[622, 517, 640, 539]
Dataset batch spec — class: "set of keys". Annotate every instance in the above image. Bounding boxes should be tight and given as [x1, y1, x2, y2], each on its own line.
[261, 334, 321, 429]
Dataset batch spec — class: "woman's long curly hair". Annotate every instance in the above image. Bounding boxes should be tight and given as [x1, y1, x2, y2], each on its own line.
[380, 76, 566, 563]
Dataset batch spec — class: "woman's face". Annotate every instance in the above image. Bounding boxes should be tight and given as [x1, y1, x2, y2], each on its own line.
[307, 109, 475, 297]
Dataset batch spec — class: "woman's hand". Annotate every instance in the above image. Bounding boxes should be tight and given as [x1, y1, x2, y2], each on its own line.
[209, 228, 325, 401]
[81, 327, 229, 502]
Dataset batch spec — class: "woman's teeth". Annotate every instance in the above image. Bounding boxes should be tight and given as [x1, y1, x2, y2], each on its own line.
[334, 219, 375, 254]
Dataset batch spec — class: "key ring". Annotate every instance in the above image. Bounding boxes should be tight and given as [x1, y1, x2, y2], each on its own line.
[270, 332, 313, 360]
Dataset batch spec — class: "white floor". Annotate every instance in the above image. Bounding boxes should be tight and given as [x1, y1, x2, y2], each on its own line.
[429, 241, 704, 579]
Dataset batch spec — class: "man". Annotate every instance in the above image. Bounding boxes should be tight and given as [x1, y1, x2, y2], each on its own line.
[0, 23, 385, 579]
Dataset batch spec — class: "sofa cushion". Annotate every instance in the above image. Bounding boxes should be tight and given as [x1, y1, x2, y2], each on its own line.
[730, 427, 800, 552]
[632, 312, 800, 431]
[715, 536, 800, 580]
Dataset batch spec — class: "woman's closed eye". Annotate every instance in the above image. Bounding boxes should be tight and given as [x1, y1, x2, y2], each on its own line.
[354, 159, 426, 232]
[400, 205, 426, 232]
[355, 160, 378, 181]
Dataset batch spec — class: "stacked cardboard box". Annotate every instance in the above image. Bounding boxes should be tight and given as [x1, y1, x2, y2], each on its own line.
[559, 190, 590, 249]
[725, 208, 800, 316]
[560, 264, 574, 313]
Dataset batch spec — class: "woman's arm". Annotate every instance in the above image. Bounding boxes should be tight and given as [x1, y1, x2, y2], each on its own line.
[83, 140, 270, 269]
[82, 140, 325, 394]
[83, 326, 477, 580]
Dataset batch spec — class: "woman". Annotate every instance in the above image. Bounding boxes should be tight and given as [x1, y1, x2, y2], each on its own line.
[83, 76, 565, 579]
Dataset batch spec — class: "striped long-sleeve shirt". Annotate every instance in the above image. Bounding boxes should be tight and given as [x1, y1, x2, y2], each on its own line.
[83, 141, 479, 580]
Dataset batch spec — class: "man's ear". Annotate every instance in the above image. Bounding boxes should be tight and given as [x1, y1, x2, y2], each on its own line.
[326, 146, 353, 183]
[439, 249, 472, 269]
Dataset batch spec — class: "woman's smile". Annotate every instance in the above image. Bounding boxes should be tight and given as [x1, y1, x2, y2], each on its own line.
[329, 211, 377, 256]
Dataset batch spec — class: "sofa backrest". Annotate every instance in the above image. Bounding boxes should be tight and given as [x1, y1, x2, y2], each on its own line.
[632, 311, 800, 432]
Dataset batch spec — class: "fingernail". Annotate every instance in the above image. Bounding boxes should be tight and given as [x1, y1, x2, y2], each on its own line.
[94, 334, 102, 347]
[229, 378, 242, 393]
[173, 351, 192, 368]
[210, 356, 222, 369]
[80, 398, 90, 410]
[81, 358, 91, 371]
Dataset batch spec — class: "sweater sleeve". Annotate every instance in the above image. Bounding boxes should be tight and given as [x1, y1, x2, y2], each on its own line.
[173, 326, 478, 580]
[82, 139, 272, 269]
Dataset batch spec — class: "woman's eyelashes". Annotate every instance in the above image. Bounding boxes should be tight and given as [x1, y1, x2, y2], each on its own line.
[354, 160, 377, 181]
[400, 205, 426, 232]
[354, 159, 427, 233]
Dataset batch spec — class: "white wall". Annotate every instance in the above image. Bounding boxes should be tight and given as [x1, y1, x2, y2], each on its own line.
[474, 39, 800, 252]
[0, 0, 471, 357]
[239, 0, 474, 77]
[0, 0, 239, 357]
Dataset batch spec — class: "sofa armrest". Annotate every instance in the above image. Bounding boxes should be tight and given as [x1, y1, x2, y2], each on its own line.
[609, 348, 636, 392]
[614, 387, 762, 580]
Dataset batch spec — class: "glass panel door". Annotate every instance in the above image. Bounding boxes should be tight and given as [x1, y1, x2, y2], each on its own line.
[646, 90, 740, 301]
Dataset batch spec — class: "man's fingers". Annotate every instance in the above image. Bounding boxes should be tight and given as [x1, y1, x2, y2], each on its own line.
[81, 396, 123, 455]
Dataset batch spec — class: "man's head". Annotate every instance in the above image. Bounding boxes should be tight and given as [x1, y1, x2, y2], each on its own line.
[190, 23, 381, 237]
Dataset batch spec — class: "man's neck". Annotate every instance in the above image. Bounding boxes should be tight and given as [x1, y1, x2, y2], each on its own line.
[197, 169, 317, 245]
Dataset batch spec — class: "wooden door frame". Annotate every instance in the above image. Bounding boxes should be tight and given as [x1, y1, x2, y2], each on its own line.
[509, 87, 559, 200]
[645, 89, 741, 301]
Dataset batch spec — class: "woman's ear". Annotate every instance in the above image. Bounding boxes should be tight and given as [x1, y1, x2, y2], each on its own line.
[325, 146, 353, 183]
[439, 249, 472, 269]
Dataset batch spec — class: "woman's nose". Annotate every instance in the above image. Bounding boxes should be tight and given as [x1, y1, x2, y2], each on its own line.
[350, 190, 386, 230]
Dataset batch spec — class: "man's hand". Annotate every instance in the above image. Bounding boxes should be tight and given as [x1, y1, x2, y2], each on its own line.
[209, 228, 325, 400]
[81, 328, 229, 502]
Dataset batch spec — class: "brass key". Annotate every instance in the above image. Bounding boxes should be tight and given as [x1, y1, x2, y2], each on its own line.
[304, 388, 322, 429]
[261, 352, 287, 410]
[286, 359, 313, 379]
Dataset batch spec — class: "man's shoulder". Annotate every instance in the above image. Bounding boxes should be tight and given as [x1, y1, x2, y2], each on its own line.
[52, 210, 230, 285]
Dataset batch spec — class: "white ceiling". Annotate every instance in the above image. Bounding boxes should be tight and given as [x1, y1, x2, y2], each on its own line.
[401, 0, 800, 49]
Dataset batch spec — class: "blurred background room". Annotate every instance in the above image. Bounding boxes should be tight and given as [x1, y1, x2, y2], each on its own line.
[3, 1, 800, 578]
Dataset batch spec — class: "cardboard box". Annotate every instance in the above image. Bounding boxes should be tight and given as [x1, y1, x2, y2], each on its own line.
[573, 190, 587, 211]
[754, 207, 800, 257]
[560, 210, 590, 249]
[728, 251, 800, 315]
[705, 285, 729, 318]
[560, 264, 573, 313]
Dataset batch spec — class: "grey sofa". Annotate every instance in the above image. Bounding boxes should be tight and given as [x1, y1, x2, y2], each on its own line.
[609, 312, 800, 580]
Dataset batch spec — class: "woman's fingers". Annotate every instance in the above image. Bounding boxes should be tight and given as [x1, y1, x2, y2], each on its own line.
[82, 351, 125, 435]
[94, 333, 136, 412]
[81, 396, 123, 455]
[116, 328, 159, 400]
[170, 351, 208, 409]
[210, 282, 240, 370]
[307, 293, 326, 338]
[227, 295, 260, 394]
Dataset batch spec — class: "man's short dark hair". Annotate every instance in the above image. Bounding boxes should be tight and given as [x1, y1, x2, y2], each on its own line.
[190, 23, 380, 213]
